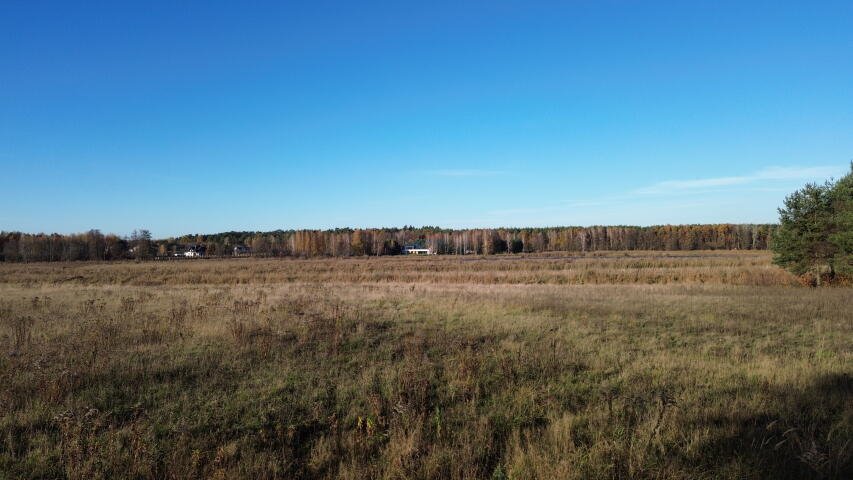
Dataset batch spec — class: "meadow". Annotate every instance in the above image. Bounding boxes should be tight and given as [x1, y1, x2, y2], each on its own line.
[0, 251, 850, 479]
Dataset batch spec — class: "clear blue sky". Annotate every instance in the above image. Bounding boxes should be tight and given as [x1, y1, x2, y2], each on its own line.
[2, 1, 851, 238]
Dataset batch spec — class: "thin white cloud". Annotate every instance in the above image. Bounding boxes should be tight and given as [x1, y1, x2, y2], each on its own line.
[424, 169, 506, 177]
[482, 164, 846, 225]
[635, 165, 844, 195]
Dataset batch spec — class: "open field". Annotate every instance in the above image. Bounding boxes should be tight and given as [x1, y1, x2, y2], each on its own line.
[0, 251, 797, 287]
[1, 251, 851, 479]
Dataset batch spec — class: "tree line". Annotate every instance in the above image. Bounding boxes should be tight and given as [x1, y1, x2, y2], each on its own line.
[1, 224, 776, 262]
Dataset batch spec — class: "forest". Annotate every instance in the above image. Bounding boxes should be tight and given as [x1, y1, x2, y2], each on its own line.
[0, 224, 775, 262]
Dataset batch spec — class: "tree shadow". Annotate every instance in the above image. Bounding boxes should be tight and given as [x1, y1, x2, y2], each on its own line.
[687, 372, 851, 479]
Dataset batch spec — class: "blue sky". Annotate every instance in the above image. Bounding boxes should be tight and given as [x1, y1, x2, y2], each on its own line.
[1, 1, 851, 237]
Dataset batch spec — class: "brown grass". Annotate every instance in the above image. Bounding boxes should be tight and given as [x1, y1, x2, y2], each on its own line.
[0, 252, 850, 479]
[0, 251, 798, 287]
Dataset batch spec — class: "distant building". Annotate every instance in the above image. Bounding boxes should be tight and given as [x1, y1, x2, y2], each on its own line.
[233, 245, 251, 256]
[184, 245, 206, 258]
[403, 245, 432, 255]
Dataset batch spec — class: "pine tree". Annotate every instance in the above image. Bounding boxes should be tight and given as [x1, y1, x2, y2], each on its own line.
[828, 164, 853, 277]
[772, 164, 853, 284]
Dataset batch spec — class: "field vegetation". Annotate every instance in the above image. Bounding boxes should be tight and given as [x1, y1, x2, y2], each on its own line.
[1, 252, 850, 479]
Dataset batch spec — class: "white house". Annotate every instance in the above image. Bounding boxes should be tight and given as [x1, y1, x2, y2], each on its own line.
[403, 245, 432, 255]
[184, 245, 206, 258]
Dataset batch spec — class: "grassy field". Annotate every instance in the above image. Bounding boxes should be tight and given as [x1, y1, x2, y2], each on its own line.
[0, 251, 850, 479]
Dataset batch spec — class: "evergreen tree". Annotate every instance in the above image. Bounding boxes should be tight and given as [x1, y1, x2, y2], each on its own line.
[772, 164, 853, 284]
[828, 165, 853, 277]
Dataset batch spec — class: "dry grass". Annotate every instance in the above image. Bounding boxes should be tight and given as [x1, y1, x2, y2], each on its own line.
[0, 251, 797, 287]
[0, 252, 850, 479]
